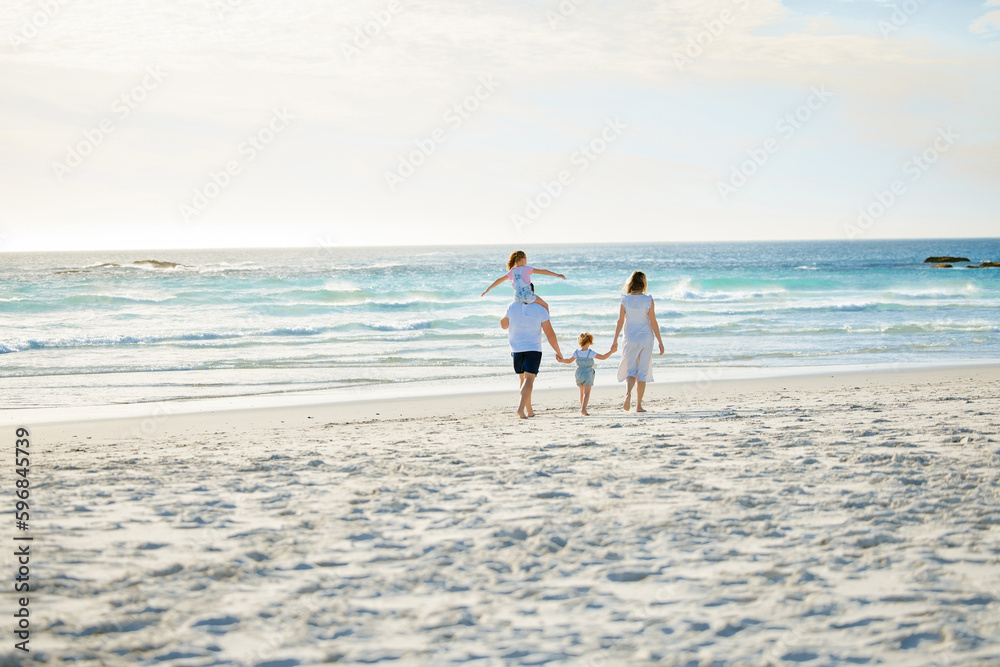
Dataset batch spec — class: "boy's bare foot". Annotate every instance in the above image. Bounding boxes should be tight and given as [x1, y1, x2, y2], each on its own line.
[623, 392, 631, 411]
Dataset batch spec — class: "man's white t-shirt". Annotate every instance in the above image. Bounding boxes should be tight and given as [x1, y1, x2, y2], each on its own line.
[505, 302, 550, 353]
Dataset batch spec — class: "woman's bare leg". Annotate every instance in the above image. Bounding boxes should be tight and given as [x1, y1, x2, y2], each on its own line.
[623, 376, 636, 411]
[635, 381, 647, 412]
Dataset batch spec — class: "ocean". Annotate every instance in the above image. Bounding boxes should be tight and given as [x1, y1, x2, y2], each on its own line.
[2, 239, 998, 409]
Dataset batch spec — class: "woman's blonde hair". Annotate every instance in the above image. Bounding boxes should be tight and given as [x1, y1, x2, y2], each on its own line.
[623, 270, 648, 294]
[578, 332, 594, 347]
[507, 250, 526, 270]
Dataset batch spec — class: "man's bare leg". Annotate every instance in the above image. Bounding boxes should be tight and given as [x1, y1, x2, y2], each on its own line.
[518, 372, 536, 419]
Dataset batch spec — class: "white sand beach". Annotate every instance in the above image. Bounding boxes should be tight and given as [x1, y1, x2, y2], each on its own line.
[8, 365, 1000, 666]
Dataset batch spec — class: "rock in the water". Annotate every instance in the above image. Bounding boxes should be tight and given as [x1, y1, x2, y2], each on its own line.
[924, 256, 970, 263]
[966, 262, 999, 269]
[932, 264, 953, 268]
[133, 260, 182, 269]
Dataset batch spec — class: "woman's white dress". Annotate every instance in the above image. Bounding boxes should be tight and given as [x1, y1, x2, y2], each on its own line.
[617, 293, 655, 382]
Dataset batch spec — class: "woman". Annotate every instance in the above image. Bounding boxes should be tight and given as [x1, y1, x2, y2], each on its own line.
[612, 271, 665, 412]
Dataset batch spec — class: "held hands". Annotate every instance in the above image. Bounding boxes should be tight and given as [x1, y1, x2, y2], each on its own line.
[609, 342, 618, 354]
[555, 353, 564, 362]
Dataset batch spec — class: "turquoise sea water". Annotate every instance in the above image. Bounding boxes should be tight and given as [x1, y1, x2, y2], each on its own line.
[1, 240, 998, 408]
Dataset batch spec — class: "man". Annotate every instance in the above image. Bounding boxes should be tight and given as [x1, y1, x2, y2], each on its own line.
[500, 284, 563, 419]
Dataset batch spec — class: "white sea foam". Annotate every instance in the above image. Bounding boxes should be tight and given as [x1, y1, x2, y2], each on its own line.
[890, 284, 979, 299]
[666, 278, 787, 302]
[322, 279, 364, 292]
[364, 320, 434, 332]
[89, 290, 176, 303]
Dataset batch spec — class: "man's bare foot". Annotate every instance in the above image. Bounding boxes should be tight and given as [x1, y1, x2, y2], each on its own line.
[636, 406, 646, 413]
[517, 409, 528, 419]
[623, 393, 631, 411]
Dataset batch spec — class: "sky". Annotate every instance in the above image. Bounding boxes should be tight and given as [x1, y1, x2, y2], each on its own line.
[0, 0, 997, 251]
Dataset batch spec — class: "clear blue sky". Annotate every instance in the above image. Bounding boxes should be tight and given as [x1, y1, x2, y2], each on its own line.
[1, 0, 997, 251]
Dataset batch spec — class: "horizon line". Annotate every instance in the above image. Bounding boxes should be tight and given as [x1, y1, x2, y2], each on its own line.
[3, 236, 999, 254]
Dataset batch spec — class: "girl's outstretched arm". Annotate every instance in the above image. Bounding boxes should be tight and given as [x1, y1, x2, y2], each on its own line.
[594, 345, 617, 360]
[532, 269, 566, 279]
[481, 275, 509, 297]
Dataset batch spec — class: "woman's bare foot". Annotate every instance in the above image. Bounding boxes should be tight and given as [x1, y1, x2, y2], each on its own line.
[623, 393, 631, 411]
[526, 409, 535, 418]
[581, 409, 590, 416]
[636, 406, 646, 413]
[517, 409, 528, 419]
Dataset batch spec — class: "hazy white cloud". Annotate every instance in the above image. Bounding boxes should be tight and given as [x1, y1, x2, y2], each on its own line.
[971, 9, 1000, 33]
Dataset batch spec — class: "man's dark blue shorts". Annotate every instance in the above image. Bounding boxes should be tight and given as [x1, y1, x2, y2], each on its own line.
[512, 351, 542, 375]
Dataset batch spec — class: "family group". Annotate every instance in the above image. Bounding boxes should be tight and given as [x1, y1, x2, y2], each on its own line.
[482, 250, 666, 419]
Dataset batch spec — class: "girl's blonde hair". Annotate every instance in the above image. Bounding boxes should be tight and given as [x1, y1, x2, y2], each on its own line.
[507, 250, 526, 270]
[623, 270, 648, 294]
[578, 332, 594, 347]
